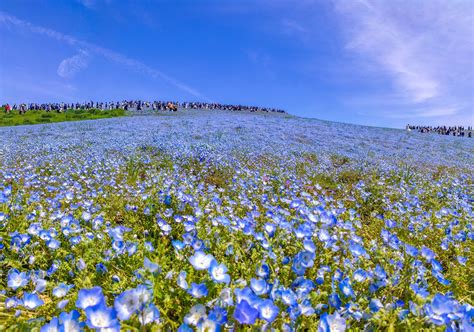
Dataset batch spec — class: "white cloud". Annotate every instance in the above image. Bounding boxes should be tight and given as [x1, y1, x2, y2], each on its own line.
[57, 50, 89, 78]
[281, 19, 307, 34]
[387, 106, 460, 119]
[77, 0, 96, 9]
[334, 0, 474, 119]
[0, 11, 211, 101]
[77, 0, 112, 10]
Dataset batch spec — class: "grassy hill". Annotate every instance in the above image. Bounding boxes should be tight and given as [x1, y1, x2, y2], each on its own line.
[0, 108, 125, 127]
[0, 110, 472, 331]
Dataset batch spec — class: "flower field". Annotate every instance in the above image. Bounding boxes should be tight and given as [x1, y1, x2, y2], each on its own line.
[0, 110, 472, 331]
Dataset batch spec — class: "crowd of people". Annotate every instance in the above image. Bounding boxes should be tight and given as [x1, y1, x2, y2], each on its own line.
[181, 102, 286, 113]
[2, 100, 286, 114]
[406, 125, 473, 138]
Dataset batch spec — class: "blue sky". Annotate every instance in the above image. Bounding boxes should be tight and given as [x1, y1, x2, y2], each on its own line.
[0, 0, 472, 128]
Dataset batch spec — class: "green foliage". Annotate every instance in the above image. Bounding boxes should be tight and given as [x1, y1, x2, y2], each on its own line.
[0, 109, 126, 127]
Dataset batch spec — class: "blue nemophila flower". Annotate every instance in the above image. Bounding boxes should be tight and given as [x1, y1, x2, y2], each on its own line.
[329, 293, 342, 309]
[349, 242, 366, 257]
[52, 283, 73, 298]
[33, 277, 47, 293]
[410, 284, 429, 298]
[76, 286, 105, 310]
[288, 304, 302, 320]
[426, 293, 460, 325]
[457, 256, 467, 265]
[189, 250, 215, 270]
[353, 269, 367, 282]
[320, 211, 337, 228]
[11, 232, 31, 250]
[333, 269, 343, 283]
[126, 242, 138, 256]
[293, 277, 315, 298]
[40, 317, 59, 332]
[264, 223, 276, 237]
[76, 258, 87, 271]
[250, 278, 268, 295]
[292, 258, 307, 276]
[256, 263, 270, 279]
[96, 263, 108, 274]
[134, 285, 153, 307]
[219, 288, 234, 307]
[46, 238, 61, 250]
[399, 309, 409, 320]
[85, 302, 119, 330]
[114, 289, 140, 321]
[59, 310, 84, 331]
[234, 287, 261, 308]
[5, 297, 20, 309]
[234, 300, 259, 325]
[188, 282, 209, 298]
[114, 285, 153, 321]
[178, 324, 194, 332]
[257, 299, 279, 322]
[300, 298, 316, 316]
[300, 251, 315, 268]
[144, 241, 154, 252]
[432, 269, 451, 286]
[82, 211, 92, 221]
[177, 271, 188, 289]
[208, 306, 228, 325]
[209, 260, 231, 284]
[22, 292, 44, 309]
[431, 259, 443, 272]
[7, 269, 28, 290]
[339, 278, 354, 298]
[144, 257, 160, 273]
[290, 199, 303, 209]
[374, 265, 387, 280]
[184, 304, 207, 326]
[0, 191, 8, 204]
[182, 232, 196, 245]
[47, 260, 61, 276]
[112, 240, 125, 253]
[280, 288, 298, 307]
[303, 239, 316, 253]
[164, 195, 172, 206]
[421, 246, 436, 262]
[225, 245, 234, 256]
[172, 240, 186, 250]
[405, 244, 418, 257]
[192, 239, 204, 251]
[369, 298, 384, 312]
[138, 303, 161, 325]
[318, 312, 346, 332]
[57, 299, 69, 309]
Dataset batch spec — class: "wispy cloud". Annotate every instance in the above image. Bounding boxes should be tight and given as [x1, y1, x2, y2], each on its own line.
[76, 0, 112, 10]
[386, 106, 460, 119]
[334, 0, 473, 119]
[0, 11, 211, 101]
[281, 19, 307, 35]
[77, 0, 96, 9]
[57, 50, 90, 78]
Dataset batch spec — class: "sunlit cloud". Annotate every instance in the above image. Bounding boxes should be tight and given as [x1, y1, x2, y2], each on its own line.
[334, 0, 473, 119]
